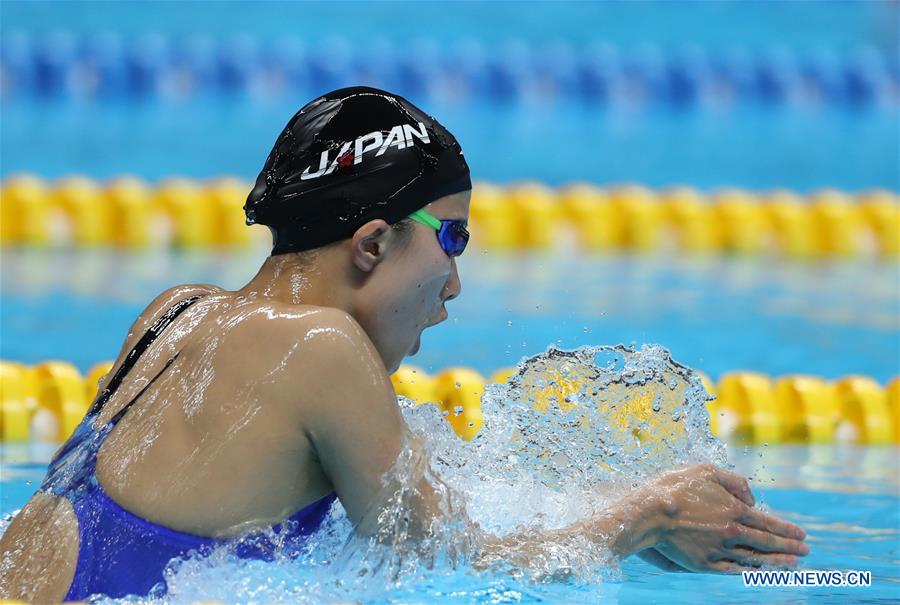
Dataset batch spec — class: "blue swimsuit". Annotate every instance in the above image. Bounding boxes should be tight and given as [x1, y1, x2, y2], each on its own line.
[38, 295, 337, 601]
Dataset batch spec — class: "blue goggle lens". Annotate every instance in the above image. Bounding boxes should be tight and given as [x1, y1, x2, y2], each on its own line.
[436, 221, 469, 257]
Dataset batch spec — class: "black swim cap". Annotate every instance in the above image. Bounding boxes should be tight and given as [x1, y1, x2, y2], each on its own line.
[245, 86, 471, 255]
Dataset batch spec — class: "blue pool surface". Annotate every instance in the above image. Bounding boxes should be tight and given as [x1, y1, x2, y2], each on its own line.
[3, 3, 900, 192]
[2, 249, 898, 383]
[3, 1, 897, 50]
[3, 100, 898, 192]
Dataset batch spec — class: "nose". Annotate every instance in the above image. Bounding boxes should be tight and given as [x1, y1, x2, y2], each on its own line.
[441, 257, 462, 302]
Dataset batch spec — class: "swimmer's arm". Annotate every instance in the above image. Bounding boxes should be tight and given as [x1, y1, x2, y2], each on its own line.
[475, 486, 661, 570]
[296, 311, 462, 540]
[298, 313, 656, 557]
[295, 316, 681, 560]
[295, 319, 807, 572]
[478, 465, 808, 575]
[297, 310, 413, 531]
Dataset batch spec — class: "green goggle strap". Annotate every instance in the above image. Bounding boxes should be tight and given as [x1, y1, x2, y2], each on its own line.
[408, 208, 443, 230]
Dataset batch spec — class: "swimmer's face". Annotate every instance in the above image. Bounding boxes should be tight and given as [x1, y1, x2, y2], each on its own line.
[352, 190, 470, 373]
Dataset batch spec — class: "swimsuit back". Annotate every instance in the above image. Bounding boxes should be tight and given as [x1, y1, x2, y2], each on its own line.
[36, 294, 337, 601]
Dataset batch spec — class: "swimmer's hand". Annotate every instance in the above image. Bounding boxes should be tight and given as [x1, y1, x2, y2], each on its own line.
[612, 464, 809, 574]
[477, 464, 808, 578]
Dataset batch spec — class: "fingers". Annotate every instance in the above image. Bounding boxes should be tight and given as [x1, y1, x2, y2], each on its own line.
[637, 548, 691, 573]
[719, 547, 799, 569]
[728, 525, 810, 556]
[708, 560, 750, 574]
[738, 506, 807, 541]
[709, 467, 755, 507]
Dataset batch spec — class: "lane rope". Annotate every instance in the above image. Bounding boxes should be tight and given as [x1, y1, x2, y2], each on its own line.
[1, 359, 897, 444]
[2, 33, 896, 107]
[2, 176, 898, 259]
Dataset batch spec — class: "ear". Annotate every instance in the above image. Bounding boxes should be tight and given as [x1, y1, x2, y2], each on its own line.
[350, 219, 394, 273]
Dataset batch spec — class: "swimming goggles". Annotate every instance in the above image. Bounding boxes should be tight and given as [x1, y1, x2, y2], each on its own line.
[408, 208, 469, 257]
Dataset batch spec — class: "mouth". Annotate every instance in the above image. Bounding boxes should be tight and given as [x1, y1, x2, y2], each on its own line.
[412, 310, 446, 356]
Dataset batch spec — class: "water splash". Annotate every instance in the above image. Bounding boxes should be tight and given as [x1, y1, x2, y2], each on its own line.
[391, 344, 727, 584]
[7, 344, 727, 604]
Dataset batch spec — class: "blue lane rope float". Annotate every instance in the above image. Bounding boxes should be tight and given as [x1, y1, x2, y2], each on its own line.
[2, 33, 897, 107]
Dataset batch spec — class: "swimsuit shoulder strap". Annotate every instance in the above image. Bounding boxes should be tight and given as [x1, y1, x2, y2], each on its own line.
[87, 294, 205, 417]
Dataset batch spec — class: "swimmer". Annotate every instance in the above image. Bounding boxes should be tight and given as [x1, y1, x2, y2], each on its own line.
[0, 87, 809, 602]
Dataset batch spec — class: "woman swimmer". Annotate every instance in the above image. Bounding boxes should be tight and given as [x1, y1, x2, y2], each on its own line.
[0, 87, 808, 602]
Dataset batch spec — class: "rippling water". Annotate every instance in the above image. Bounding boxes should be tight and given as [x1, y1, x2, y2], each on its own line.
[3, 250, 898, 381]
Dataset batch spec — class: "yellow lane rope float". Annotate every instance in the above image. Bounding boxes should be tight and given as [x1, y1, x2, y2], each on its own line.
[1, 175, 897, 259]
[1, 359, 896, 445]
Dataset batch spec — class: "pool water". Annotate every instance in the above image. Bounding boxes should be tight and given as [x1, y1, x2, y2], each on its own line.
[3, 100, 898, 191]
[3, 0, 892, 48]
[2, 249, 898, 382]
[2, 442, 897, 604]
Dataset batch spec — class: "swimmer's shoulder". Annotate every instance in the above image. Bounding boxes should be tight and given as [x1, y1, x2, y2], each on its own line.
[213, 302, 405, 520]
[234, 302, 378, 364]
[229, 302, 395, 412]
[237, 304, 407, 524]
[134, 283, 222, 336]
[97, 284, 222, 393]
